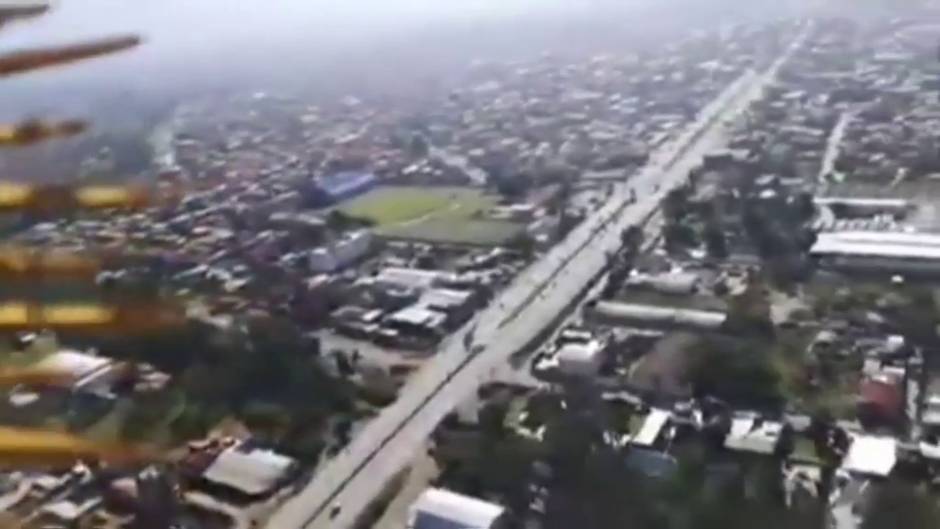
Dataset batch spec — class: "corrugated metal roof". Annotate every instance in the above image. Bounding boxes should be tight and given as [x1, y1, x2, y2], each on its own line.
[811, 231, 940, 260]
[593, 301, 726, 329]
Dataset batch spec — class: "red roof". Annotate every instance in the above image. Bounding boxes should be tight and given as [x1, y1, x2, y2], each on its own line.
[859, 378, 903, 419]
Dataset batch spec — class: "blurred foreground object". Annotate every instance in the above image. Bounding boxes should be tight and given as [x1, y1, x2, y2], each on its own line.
[0, 2, 48, 28]
[0, 245, 169, 280]
[0, 365, 72, 386]
[0, 301, 185, 335]
[0, 118, 86, 147]
[0, 426, 157, 467]
[0, 246, 101, 280]
[0, 34, 140, 77]
[0, 181, 182, 213]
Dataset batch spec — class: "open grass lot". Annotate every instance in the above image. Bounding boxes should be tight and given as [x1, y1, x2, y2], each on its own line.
[338, 186, 524, 245]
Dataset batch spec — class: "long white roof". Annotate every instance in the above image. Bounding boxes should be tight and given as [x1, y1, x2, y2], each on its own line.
[593, 301, 726, 329]
[811, 231, 940, 260]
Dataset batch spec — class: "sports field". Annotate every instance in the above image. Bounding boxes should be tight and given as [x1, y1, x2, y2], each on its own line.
[337, 186, 523, 245]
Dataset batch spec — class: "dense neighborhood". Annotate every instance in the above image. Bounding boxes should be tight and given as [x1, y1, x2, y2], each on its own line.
[3, 2, 940, 529]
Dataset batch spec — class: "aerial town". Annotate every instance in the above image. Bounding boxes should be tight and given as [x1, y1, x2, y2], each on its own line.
[4, 2, 940, 529]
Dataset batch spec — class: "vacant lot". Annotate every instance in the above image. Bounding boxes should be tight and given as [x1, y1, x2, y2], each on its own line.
[338, 186, 523, 245]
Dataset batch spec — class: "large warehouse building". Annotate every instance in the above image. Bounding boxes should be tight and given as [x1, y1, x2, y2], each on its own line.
[810, 231, 940, 275]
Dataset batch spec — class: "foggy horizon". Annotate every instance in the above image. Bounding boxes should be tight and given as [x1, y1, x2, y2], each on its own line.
[0, 0, 805, 120]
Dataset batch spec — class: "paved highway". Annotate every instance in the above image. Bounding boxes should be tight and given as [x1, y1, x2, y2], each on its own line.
[265, 27, 808, 529]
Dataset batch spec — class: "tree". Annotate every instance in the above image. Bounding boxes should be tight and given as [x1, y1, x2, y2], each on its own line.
[862, 480, 940, 529]
[704, 221, 728, 259]
[495, 172, 532, 199]
[723, 274, 775, 338]
[663, 220, 698, 252]
[620, 226, 643, 254]
[687, 337, 783, 410]
[409, 133, 430, 158]
[893, 288, 939, 352]
[540, 382, 664, 529]
[663, 187, 691, 223]
[509, 232, 537, 260]
[326, 209, 375, 231]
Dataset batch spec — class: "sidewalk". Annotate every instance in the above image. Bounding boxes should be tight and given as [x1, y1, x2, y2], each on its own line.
[371, 451, 439, 529]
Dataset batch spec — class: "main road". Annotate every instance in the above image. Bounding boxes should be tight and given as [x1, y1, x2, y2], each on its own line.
[266, 26, 809, 529]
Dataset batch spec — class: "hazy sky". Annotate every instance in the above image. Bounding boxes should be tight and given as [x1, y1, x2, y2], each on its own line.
[0, 0, 594, 71]
[0, 0, 801, 119]
[0, 0, 605, 113]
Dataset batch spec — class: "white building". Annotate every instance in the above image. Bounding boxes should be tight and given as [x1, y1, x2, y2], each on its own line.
[625, 272, 700, 295]
[556, 339, 604, 377]
[814, 197, 912, 217]
[308, 230, 373, 273]
[587, 301, 726, 331]
[631, 408, 671, 448]
[35, 350, 122, 395]
[724, 414, 785, 455]
[372, 267, 458, 292]
[408, 488, 505, 529]
[840, 434, 897, 477]
[810, 231, 940, 275]
[201, 444, 297, 499]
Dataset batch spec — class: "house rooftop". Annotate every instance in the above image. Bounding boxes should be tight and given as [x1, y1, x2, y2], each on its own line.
[724, 414, 784, 455]
[408, 488, 505, 529]
[202, 443, 296, 496]
[841, 435, 897, 477]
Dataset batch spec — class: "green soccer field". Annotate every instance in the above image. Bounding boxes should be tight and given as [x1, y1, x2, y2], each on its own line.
[336, 186, 524, 245]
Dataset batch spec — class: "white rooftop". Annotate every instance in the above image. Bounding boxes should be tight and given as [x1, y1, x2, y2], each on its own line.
[632, 408, 671, 447]
[592, 301, 726, 329]
[408, 487, 505, 529]
[376, 267, 455, 290]
[203, 445, 296, 496]
[724, 415, 783, 455]
[811, 231, 940, 261]
[841, 435, 897, 477]
[923, 395, 940, 426]
[389, 306, 448, 329]
[556, 340, 603, 364]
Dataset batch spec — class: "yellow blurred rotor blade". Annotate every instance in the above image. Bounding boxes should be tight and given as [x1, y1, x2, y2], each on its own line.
[0, 119, 87, 147]
[0, 182, 167, 213]
[0, 182, 32, 210]
[0, 247, 100, 280]
[0, 366, 72, 387]
[74, 184, 149, 209]
[0, 34, 140, 78]
[0, 302, 185, 335]
[0, 427, 158, 467]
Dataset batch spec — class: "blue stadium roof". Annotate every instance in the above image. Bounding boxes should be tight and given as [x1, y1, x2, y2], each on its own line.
[318, 171, 376, 197]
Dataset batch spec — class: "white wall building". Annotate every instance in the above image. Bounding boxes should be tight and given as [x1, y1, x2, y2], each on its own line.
[201, 444, 297, 499]
[556, 339, 605, 377]
[811, 231, 940, 275]
[588, 301, 726, 331]
[308, 230, 373, 273]
[408, 488, 506, 529]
